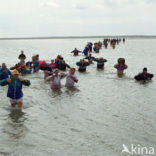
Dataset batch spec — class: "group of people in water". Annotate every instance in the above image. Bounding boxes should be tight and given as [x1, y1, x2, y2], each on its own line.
[0, 38, 154, 108]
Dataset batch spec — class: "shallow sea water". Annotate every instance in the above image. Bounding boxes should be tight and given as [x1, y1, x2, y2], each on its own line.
[0, 38, 156, 156]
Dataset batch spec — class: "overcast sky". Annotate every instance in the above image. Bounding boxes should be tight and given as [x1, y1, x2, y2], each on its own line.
[0, 0, 156, 37]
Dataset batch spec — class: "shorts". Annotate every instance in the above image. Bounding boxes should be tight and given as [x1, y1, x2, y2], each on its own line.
[51, 84, 61, 89]
[10, 97, 23, 104]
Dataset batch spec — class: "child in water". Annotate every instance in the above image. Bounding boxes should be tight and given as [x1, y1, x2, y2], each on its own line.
[114, 58, 128, 76]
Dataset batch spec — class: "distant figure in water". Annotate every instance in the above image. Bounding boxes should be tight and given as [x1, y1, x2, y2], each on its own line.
[49, 60, 56, 69]
[0, 63, 12, 80]
[32, 54, 40, 72]
[71, 48, 82, 56]
[123, 38, 125, 43]
[114, 58, 128, 76]
[0, 70, 31, 108]
[94, 57, 107, 69]
[84, 54, 95, 64]
[18, 50, 26, 64]
[76, 59, 90, 72]
[46, 69, 65, 90]
[134, 68, 154, 81]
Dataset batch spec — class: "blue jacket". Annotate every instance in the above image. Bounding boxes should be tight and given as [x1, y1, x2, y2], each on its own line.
[83, 47, 89, 56]
[0, 78, 31, 99]
[0, 68, 12, 80]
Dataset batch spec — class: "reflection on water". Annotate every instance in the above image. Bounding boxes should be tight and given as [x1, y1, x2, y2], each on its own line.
[9, 109, 25, 123]
[3, 109, 27, 140]
[50, 89, 63, 98]
[64, 87, 80, 96]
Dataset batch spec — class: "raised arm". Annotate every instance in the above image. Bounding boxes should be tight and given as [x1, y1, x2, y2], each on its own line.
[45, 75, 53, 81]
[20, 79, 31, 86]
[0, 78, 10, 86]
[114, 64, 118, 68]
[66, 64, 71, 69]
[77, 50, 82, 53]
[134, 74, 141, 81]
[125, 64, 128, 69]
[76, 62, 80, 66]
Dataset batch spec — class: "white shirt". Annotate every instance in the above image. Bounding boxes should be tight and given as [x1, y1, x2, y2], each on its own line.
[46, 75, 62, 85]
[65, 72, 78, 87]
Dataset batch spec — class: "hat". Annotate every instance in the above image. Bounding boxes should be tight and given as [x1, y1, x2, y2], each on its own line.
[12, 70, 20, 75]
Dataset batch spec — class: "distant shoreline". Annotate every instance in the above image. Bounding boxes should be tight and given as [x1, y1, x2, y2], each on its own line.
[0, 35, 156, 40]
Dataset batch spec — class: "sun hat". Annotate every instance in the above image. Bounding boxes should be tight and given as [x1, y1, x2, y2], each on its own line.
[12, 70, 19, 75]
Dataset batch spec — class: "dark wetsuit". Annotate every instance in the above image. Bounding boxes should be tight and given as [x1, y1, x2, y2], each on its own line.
[85, 56, 95, 61]
[134, 73, 154, 81]
[76, 62, 90, 72]
[94, 59, 107, 69]
[18, 54, 26, 59]
[58, 63, 70, 71]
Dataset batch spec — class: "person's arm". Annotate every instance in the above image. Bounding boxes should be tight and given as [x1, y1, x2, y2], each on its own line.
[134, 74, 141, 81]
[147, 73, 154, 80]
[77, 50, 82, 53]
[45, 75, 53, 81]
[92, 57, 96, 61]
[19, 79, 31, 86]
[0, 78, 10, 86]
[10, 64, 18, 70]
[86, 62, 90, 66]
[0, 70, 3, 77]
[84, 57, 88, 60]
[70, 75, 78, 83]
[114, 64, 118, 68]
[76, 62, 80, 66]
[125, 64, 128, 69]
[104, 59, 107, 62]
[66, 64, 71, 69]
[94, 58, 98, 62]
[8, 69, 12, 76]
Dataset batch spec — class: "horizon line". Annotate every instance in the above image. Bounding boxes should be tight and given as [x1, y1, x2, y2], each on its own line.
[0, 35, 156, 40]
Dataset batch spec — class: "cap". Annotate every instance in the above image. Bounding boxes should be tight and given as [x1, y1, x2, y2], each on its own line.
[12, 70, 20, 75]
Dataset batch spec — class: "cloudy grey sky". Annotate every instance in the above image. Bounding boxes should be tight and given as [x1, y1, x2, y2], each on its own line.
[0, 0, 156, 37]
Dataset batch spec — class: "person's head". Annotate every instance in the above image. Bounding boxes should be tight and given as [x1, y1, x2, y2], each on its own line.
[89, 54, 92, 57]
[36, 54, 39, 58]
[75, 48, 77, 50]
[99, 57, 103, 61]
[26, 61, 32, 67]
[62, 60, 65, 64]
[2, 63, 6, 69]
[51, 59, 54, 63]
[54, 69, 59, 76]
[70, 68, 76, 75]
[143, 68, 147, 75]
[118, 58, 125, 65]
[81, 59, 85, 64]
[21, 50, 24, 54]
[12, 70, 19, 80]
